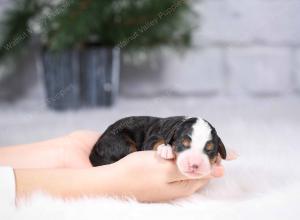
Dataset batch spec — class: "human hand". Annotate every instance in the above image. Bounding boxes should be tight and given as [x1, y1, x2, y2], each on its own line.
[63, 130, 227, 177]
[60, 132, 224, 202]
[107, 151, 219, 202]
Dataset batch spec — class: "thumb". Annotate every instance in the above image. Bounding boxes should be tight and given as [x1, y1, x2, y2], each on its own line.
[169, 178, 210, 197]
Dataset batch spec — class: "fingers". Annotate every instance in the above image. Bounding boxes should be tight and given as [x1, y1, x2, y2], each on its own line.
[189, 178, 210, 192]
[169, 178, 210, 197]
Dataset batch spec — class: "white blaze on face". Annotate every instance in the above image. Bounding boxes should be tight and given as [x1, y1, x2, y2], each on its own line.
[190, 118, 212, 152]
[176, 118, 213, 177]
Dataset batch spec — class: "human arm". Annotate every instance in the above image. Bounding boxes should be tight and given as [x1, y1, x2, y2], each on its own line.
[15, 151, 211, 202]
[0, 130, 99, 169]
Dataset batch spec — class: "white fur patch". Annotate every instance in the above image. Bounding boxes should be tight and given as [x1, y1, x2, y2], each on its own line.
[190, 118, 212, 152]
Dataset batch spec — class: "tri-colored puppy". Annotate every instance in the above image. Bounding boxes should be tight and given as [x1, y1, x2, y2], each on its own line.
[89, 116, 227, 177]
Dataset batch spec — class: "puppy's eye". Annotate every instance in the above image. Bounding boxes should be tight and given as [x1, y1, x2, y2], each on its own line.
[206, 142, 214, 151]
[182, 139, 190, 148]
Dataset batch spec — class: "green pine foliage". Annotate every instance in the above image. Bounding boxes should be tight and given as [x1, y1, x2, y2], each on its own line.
[0, 0, 42, 59]
[0, 0, 197, 58]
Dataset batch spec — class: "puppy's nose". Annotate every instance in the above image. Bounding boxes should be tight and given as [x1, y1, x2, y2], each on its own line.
[190, 161, 202, 171]
[192, 164, 199, 169]
[189, 156, 203, 171]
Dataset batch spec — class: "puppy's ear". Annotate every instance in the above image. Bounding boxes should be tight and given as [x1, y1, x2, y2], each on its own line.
[217, 137, 227, 159]
[207, 120, 227, 160]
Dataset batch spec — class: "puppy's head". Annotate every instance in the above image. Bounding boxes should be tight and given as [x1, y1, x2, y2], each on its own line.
[169, 117, 226, 177]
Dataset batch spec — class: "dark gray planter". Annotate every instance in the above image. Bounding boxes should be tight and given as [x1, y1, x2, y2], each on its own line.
[41, 47, 120, 110]
[80, 47, 120, 106]
[42, 50, 80, 110]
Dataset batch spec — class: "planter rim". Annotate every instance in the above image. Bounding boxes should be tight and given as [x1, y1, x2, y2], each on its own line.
[41, 44, 120, 53]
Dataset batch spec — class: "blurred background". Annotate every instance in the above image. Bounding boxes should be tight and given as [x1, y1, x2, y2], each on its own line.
[0, 0, 299, 147]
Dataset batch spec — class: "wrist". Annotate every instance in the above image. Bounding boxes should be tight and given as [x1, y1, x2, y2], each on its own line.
[88, 164, 128, 197]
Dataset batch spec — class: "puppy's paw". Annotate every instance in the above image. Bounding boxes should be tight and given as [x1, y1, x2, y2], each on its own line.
[157, 144, 175, 159]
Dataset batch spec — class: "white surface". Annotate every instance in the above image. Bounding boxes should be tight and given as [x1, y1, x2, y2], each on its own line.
[0, 95, 300, 219]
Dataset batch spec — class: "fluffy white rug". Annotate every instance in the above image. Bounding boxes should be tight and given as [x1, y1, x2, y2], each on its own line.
[1, 98, 300, 219]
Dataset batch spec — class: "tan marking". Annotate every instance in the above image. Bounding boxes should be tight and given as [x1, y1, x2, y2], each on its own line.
[129, 143, 137, 153]
[124, 136, 137, 153]
[206, 142, 214, 150]
[182, 138, 191, 148]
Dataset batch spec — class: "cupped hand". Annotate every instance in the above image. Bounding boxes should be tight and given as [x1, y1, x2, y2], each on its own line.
[62, 130, 225, 178]
[109, 151, 218, 202]
[61, 131, 224, 201]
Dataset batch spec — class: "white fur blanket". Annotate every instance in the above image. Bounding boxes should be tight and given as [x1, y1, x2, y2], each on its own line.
[0, 98, 300, 219]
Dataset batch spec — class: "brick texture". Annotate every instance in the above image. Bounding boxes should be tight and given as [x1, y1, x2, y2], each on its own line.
[227, 47, 292, 95]
[295, 50, 300, 93]
[195, 0, 300, 45]
[120, 48, 223, 96]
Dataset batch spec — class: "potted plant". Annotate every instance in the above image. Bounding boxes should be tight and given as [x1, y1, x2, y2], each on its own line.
[0, 0, 197, 109]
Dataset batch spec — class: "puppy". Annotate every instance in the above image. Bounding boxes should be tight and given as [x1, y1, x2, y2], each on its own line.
[89, 116, 227, 177]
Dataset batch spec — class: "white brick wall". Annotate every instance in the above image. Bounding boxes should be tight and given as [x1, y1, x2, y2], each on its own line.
[160, 48, 223, 94]
[295, 50, 300, 93]
[196, 0, 300, 45]
[121, 0, 300, 97]
[121, 48, 224, 96]
[227, 47, 292, 95]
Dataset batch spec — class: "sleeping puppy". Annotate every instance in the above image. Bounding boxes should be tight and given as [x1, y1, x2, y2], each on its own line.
[89, 116, 227, 177]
